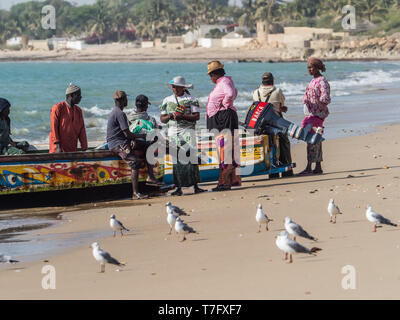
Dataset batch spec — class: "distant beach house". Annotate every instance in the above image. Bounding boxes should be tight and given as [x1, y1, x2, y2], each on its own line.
[6, 37, 22, 47]
[183, 24, 228, 46]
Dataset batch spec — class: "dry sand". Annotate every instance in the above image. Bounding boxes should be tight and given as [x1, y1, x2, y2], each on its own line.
[1, 124, 400, 299]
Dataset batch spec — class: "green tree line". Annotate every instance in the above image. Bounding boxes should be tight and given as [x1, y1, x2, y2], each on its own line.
[0, 0, 399, 44]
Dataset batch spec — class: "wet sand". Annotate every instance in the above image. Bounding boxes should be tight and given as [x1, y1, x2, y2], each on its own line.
[1, 124, 400, 299]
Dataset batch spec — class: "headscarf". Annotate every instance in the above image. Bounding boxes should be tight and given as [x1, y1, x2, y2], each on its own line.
[308, 57, 326, 73]
[66, 83, 81, 95]
[0, 98, 11, 114]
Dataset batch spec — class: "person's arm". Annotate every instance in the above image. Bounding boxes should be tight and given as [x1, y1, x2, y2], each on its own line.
[160, 113, 174, 124]
[319, 79, 331, 105]
[221, 80, 236, 108]
[78, 109, 88, 151]
[179, 112, 200, 122]
[50, 104, 62, 153]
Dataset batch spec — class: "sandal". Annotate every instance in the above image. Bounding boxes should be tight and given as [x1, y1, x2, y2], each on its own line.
[297, 170, 313, 176]
[171, 189, 183, 196]
[194, 187, 207, 194]
[132, 193, 148, 200]
[212, 185, 231, 192]
[312, 169, 323, 175]
[146, 179, 164, 186]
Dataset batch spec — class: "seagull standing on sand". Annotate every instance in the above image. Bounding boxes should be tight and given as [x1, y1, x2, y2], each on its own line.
[166, 202, 188, 217]
[174, 217, 197, 242]
[0, 254, 19, 264]
[285, 217, 317, 241]
[167, 210, 178, 235]
[255, 204, 273, 232]
[328, 198, 343, 224]
[110, 214, 130, 237]
[91, 242, 125, 273]
[275, 231, 322, 264]
[366, 205, 397, 232]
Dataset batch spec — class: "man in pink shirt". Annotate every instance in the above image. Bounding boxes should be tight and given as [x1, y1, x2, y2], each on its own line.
[206, 61, 241, 192]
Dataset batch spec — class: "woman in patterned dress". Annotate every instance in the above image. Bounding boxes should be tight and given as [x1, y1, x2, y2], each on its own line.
[299, 57, 331, 175]
[160, 76, 206, 196]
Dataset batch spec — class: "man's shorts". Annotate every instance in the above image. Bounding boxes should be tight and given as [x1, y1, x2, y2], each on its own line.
[112, 142, 143, 170]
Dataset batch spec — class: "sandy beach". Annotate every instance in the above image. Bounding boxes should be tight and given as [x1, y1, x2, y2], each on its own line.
[1, 123, 400, 300]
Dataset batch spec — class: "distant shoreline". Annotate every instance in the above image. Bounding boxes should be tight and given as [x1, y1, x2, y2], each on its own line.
[0, 47, 399, 63]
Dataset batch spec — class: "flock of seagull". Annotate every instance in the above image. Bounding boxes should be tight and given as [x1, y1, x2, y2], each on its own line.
[0, 199, 398, 272]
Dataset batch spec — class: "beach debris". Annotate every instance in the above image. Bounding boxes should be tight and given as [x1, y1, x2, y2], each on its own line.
[255, 204, 273, 233]
[366, 205, 397, 232]
[257, 195, 269, 199]
[328, 199, 343, 224]
[0, 254, 19, 264]
[305, 291, 312, 295]
[110, 214, 130, 237]
[373, 155, 378, 159]
[91, 242, 125, 273]
[285, 217, 317, 242]
[174, 217, 198, 242]
[309, 189, 318, 194]
[43, 260, 49, 263]
[151, 272, 157, 276]
[383, 165, 390, 169]
[347, 175, 355, 178]
[275, 231, 322, 264]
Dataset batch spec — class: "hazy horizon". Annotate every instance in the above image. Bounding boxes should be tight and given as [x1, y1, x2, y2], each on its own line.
[0, 0, 242, 10]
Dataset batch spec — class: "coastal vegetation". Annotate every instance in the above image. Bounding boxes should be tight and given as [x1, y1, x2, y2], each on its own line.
[0, 0, 399, 44]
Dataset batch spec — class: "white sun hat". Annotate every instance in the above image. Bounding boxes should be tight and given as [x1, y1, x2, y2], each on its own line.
[167, 76, 194, 89]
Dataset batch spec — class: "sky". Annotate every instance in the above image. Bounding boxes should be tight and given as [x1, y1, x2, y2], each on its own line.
[0, 0, 96, 10]
[0, 0, 242, 10]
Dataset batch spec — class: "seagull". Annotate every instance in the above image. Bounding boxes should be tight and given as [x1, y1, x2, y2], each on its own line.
[0, 254, 19, 264]
[328, 199, 343, 224]
[275, 231, 322, 264]
[285, 217, 317, 241]
[255, 204, 273, 232]
[110, 214, 130, 237]
[167, 210, 178, 235]
[91, 242, 125, 273]
[166, 202, 188, 217]
[174, 217, 197, 242]
[366, 205, 397, 232]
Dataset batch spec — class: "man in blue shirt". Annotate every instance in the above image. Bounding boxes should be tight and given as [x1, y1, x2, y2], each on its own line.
[107, 91, 161, 200]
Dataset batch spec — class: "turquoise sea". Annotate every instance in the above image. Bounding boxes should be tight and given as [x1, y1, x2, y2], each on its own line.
[1, 60, 400, 146]
[1, 60, 400, 264]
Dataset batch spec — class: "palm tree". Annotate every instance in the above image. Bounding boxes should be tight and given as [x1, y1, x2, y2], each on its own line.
[356, 0, 387, 21]
[88, 0, 113, 43]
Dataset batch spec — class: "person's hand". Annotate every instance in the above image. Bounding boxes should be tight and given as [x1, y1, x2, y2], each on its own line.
[280, 106, 288, 113]
[174, 113, 184, 120]
[55, 144, 62, 153]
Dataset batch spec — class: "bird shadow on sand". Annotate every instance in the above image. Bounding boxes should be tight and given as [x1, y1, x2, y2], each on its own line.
[192, 238, 208, 242]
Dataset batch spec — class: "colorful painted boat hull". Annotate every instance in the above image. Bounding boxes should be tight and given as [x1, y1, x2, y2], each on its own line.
[0, 134, 294, 195]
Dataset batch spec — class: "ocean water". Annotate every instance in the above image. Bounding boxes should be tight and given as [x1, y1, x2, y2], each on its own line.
[1, 60, 400, 146]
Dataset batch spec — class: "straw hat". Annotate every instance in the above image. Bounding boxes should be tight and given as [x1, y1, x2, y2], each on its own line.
[167, 76, 193, 89]
[207, 61, 224, 74]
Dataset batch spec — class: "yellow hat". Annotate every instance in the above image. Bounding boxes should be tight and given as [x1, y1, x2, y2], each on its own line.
[207, 61, 224, 75]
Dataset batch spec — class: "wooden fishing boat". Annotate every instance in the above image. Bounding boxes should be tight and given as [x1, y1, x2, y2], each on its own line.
[0, 133, 295, 196]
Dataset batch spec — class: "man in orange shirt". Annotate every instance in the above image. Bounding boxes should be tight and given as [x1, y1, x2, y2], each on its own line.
[49, 84, 88, 153]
